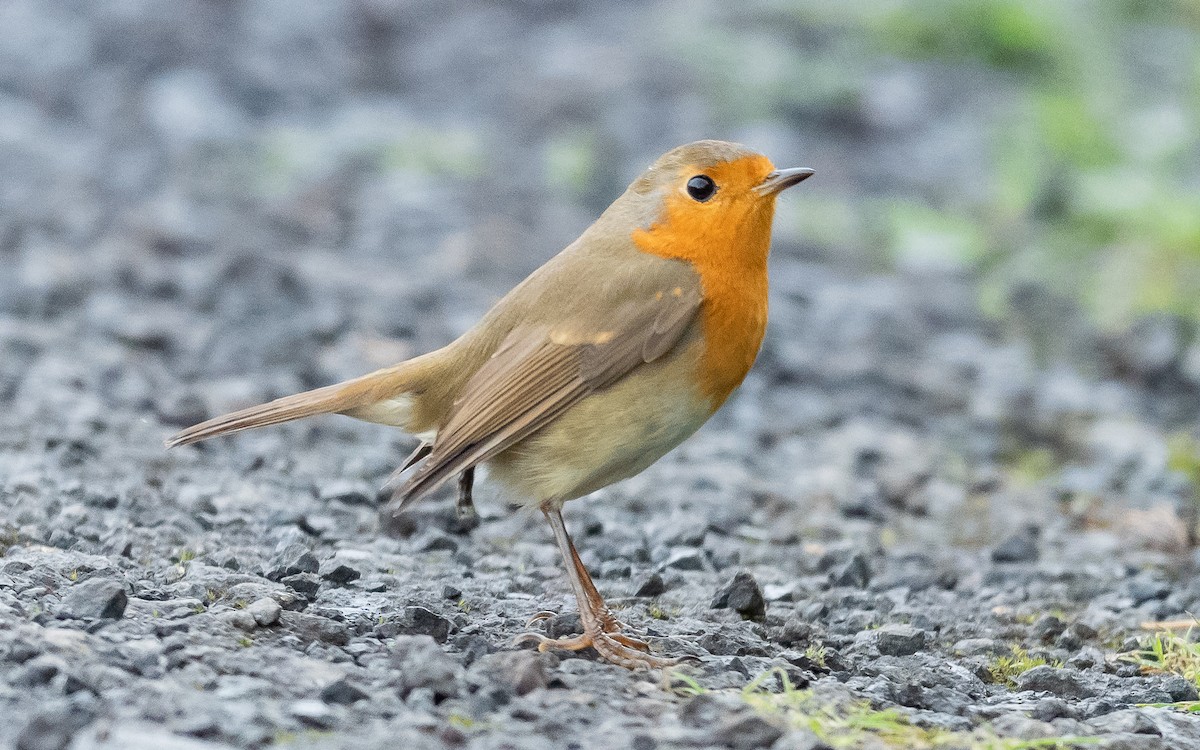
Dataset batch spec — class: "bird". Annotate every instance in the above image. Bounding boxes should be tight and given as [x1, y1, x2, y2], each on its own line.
[166, 140, 814, 669]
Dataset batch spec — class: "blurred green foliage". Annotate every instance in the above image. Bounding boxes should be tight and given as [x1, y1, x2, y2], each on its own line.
[667, 0, 1200, 327]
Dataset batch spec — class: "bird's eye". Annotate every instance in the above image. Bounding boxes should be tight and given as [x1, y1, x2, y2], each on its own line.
[686, 175, 717, 202]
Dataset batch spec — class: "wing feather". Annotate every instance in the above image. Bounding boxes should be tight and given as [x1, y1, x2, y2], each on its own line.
[389, 281, 703, 510]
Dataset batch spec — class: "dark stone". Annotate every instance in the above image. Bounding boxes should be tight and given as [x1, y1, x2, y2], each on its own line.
[1031, 614, 1065, 642]
[420, 533, 459, 553]
[1067, 646, 1104, 670]
[547, 613, 582, 640]
[393, 635, 459, 699]
[711, 571, 767, 621]
[1055, 630, 1082, 651]
[320, 563, 361, 585]
[290, 700, 336, 729]
[1127, 576, 1171, 605]
[775, 615, 816, 647]
[402, 606, 453, 643]
[875, 624, 927, 656]
[471, 650, 548, 697]
[284, 612, 350, 646]
[829, 553, 870, 588]
[768, 730, 827, 750]
[1031, 697, 1071, 721]
[320, 484, 374, 506]
[660, 549, 705, 571]
[712, 714, 784, 749]
[991, 525, 1040, 563]
[442, 585, 462, 600]
[57, 578, 127, 620]
[267, 544, 319, 581]
[631, 735, 656, 750]
[679, 693, 746, 728]
[16, 704, 95, 750]
[1014, 666, 1098, 698]
[1087, 709, 1161, 736]
[635, 573, 666, 597]
[837, 481, 886, 520]
[1069, 621, 1099, 641]
[280, 573, 321, 597]
[1163, 675, 1200, 702]
[320, 678, 370, 705]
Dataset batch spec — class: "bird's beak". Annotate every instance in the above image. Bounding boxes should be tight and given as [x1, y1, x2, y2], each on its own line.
[754, 167, 816, 196]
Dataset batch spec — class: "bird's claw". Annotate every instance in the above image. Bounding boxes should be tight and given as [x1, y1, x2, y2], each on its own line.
[512, 627, 674, 669]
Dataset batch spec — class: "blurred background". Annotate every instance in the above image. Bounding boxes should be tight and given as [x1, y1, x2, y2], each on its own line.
[4, 1, 1200, 548]
[4, 1, 1199, 340]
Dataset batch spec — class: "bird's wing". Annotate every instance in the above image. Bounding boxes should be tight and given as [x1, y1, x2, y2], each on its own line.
[389, 281, 703, 510]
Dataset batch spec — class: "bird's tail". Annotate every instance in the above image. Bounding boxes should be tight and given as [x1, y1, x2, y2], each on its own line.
[165, 356, 437, 448]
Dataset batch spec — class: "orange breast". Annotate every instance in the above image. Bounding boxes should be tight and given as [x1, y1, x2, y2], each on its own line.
[631, 158, 776, 410]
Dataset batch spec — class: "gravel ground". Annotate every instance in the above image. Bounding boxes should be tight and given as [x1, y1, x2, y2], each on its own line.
[5, 3, 1200, 749]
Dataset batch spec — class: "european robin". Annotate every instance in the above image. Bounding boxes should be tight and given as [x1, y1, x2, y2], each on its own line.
[167, 140, 813, 669]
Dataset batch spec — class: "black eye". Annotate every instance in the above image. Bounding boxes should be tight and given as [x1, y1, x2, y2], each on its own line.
[686, 175, 717, 202]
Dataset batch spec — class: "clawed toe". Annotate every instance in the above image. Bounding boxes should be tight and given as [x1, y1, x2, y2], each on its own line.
[513, 622, 672, 669]
[609, 632, 652, 653]
[513, 631, 592, 652]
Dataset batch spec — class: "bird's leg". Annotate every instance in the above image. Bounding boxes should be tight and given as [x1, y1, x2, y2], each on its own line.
[514, 506, 676, 669]
[456, 466, 478, 522]
[563, 529, 643, 645]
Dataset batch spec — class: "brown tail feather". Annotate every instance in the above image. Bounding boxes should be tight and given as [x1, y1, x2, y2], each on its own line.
[165, 357, 437, 448]
[164, 381, 359, 448]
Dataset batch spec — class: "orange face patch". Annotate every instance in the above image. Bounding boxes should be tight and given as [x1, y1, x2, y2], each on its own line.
[631, 154, 779, 408]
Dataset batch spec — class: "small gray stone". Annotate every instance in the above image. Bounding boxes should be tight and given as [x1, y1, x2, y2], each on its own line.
[829, 554, 870, 588]
[952, 638, 1003, 657]
[1163, 674, 1200, 702]
[712, 714, 784, 749]
[1015, 666, 1098, 698]
[1086, 709, 1161, 736]
[631, 734, 656, 750]
[635, 573, 666, 597]
[393, 635, 460, 699]
[320, 678, 370, 705]
[284, 612, 350, 646]
[1067, 646, 1104, 670]
[401, 606, 452, 643]
[268, 544, 319, 581]
[320, 563, 361, 585]
[711, 571, 767, 621]
[1031, 614, 1065, 642]
[679, 693, 747, 728]
[660, 549, 705, 571]
[16, 704, 95, 750]
[1031, 697, 1072, 722]
[992, 713, 1059, 739]
[289, 699, 336, 729]
[874, 624, 926, 656]
[991, 525, 1040, 563]
[247, 597, 281, 626]
[57, 578, 127, 620]
[280, 573, 321, 597]
[769, 729, 826, 750]
[471, 650, 548, 697]
[222, 609, 257, 631]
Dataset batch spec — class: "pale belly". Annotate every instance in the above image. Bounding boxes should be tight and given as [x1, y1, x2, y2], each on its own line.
[486, 342, 713, 507]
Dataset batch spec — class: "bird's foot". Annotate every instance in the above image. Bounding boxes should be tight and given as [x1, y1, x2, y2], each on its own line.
[514, 610, 686, 669]
[514, 628, 679, 670]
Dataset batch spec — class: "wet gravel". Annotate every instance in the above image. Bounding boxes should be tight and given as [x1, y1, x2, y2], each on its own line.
[5, 2, 1200, 749]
